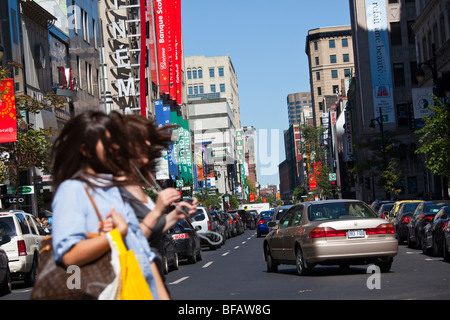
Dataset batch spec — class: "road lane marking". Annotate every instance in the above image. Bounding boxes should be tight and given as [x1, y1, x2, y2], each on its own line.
[169, 276, 189, 285]
[202, 261, 214, 268]
[222, 251, 230, 256]
[234, 246, 240, 249]
[242, 241, 246, 244]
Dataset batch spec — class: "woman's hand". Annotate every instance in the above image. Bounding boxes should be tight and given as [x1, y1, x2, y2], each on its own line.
[154, 188, 181, 214]
[175, 198, 198, 219]
[104, 207, 128, 238]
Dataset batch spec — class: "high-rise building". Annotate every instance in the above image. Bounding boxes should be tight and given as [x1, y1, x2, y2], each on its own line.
[185, 55, 241, 128]
[305, 26, 354, 127]
[287, 92, 313, 126]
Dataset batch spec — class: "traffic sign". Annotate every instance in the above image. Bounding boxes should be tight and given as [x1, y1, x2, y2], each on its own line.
[329, 173, 337, 181]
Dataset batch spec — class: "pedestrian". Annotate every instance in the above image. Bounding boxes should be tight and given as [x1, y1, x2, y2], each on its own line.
[110, 112, 198, 276]
[50, 110, 169, 299]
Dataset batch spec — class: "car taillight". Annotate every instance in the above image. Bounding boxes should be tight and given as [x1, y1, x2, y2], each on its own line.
[17, 240, 27, 256]
[423, 216, 434, 223]
[172, 233, 189, 240]
[441, 222, 448, 231]
[258, 220, 266, 225]
[208, 221, 211, 230]
[309, 227, 346, 238]
[366, 223, 395, 235]
[401, 216, 411, 223]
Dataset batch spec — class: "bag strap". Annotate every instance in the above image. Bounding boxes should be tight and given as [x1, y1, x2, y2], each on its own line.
[84, 186, 104, 226]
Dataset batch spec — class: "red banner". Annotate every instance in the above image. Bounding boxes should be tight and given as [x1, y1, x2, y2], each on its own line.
[0, 79, 17, 143]
[147, 0, 158, 86]
[154, 0, 169, 93]
[173, 0, 182, 105]
[140, 0, 147, 116]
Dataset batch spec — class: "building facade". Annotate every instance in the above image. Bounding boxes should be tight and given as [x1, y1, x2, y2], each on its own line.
[287, 92, 313, 126]
[305, 26, 354, 127]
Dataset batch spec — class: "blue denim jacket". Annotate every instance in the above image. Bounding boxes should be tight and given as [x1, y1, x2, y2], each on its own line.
[51, 178, 158, 299]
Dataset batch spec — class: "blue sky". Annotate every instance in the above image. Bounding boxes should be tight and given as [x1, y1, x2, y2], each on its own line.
[181, 0, 351, 186]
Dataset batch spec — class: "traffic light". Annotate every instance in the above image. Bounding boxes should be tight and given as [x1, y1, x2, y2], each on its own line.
[331, 181, 337, 189]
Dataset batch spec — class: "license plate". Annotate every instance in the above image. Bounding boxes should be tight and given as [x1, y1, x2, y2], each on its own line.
[348, 230, 365, 238]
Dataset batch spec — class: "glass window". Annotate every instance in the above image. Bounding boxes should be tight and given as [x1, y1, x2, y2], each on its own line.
[192, 69, 197, 79]
[308, 201, 377, 221]
[331, 70, 338, 79]
[316, 72, 320, 80]
[209, 68, 215, 78]
[199, 85, 204, 94]
[198, 68, 203, 79]
[188, 86, 193, 95]
[187, 70, 192, 80]
[0, 217, 17, 237]
[314, 41, 318, 50]
[218, 67, 224, 77]
[220, 83, 225, 92]
[343, 53, 349, 62]
[210, 84, 216, 93]
[342, 38, 348, 47]
[315, 57, 319, 65]
[329, 39, 335, 48]
[330, 55, 337, 63]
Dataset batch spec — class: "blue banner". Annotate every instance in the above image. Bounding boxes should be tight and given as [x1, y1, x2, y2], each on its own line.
[365, 0, 395, 123]
[154, 99, 171, 127]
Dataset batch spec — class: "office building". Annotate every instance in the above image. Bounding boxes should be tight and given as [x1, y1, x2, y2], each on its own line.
[287, 92, 313, 126]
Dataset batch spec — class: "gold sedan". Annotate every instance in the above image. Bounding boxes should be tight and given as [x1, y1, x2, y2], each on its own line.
[263, 200, 398, 275]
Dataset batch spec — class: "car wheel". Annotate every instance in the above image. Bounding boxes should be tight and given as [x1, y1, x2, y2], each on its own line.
[432, 238, 441, 257]
[196, 247, 202, 262]
[443, 239, 450, 262]
[376, 259, 393, 273]
[407, 233, 414, 248]
[0, 266, 11, 295]
[24, 255, 38, 286]
[265, 246, 278, 273]
[421, 236, 431, 255]
[295, 247, 311, 276]
[162, 253, 169, 274]
[171, 252, 179, 271]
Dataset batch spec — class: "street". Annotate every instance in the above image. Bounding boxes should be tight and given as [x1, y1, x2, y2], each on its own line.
[2, 228, 450, 300]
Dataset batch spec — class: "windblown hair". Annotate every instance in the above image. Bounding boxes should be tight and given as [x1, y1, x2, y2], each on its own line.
[110, 112, 174, 182]
[50, 110, 135, 191]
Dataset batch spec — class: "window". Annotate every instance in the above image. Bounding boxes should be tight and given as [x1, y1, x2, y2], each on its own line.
[332, 85, 339, 94]
[192, 69, 197, 79]
[397, 104, 409, 127]
[220, 83, 225, 92]
[314, 41, 318, 50]
[193, 86, 198, 94]
[390, 22, 402, 46]
[330, 55, 336, 63]
[344, 69, 351, 77]
[187, 70, 192, 80]
[342, 38, 348, 47]
[199, 85, 204, 94]
[329, 39, 335, 48]
[315, 57, 319, 65]
[198, 68, 203, 79]
[316, 71, 320, 80]
[218, 67, 224, 77]
[188, 86, 193, 94]
[393, 63, 405, 87]
[331, 70, 338, 79]
[210, 84, 216, 93]
[343, 53, 349, 62]
[209, 68, 215, 78]
[317, 87, 322, 95]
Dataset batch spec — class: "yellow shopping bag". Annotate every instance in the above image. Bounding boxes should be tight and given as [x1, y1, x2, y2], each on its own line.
[108, 229, 153, 300]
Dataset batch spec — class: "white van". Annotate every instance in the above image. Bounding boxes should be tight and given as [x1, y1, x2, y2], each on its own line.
[0, 210, 46, 285]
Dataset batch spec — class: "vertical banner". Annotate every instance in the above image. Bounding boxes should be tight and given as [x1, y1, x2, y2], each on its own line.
[0, 79, 17, 143]
[173, 0, 183, 105]
[154, 0, 169, 93]
[412, 87, 434, 130]
[365, 0, 395, 123]
[140, 0, 147, 116]
[146, 0, 159, 85]
[154, 99, 171, 127]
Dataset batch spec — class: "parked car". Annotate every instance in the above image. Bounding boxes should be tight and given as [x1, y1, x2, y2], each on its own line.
[0, 234, 12, 295]
[224, 212, 238, 237]
[169, 219, 202, 264]
[443, 219, 450, 262]
[216, 210, 233, 239]
[244, 210, 258, 229]
[388, 200, 423, 222]
[407, 200, 450, 249]
[257, 210, 274, 237]
[271, 205, 292, 224]
[422, 206, 449, 256]
[370, 200, 393, 213]
[0, 210, 46, 285]
[190, 206, 223, 249]
[393, 201, 423, 244]
[210, 210, 227, 245]
[377, 202, 394, 219]
[228, 211, 244, 235]
[160, 233, 179, 274]
[263, 200, 398, 275]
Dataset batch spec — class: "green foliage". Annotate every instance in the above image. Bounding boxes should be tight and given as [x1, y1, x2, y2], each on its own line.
[195, 188, 223, 209]
[415, 97, 450, 180]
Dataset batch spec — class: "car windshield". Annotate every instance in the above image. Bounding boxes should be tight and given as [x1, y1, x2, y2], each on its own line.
[423, 204, 445, 214]
[192, 210, 205, 221]
[402, 202, 420, 213]
[260, 210, 274, 219]
[308, 202, 377, 221]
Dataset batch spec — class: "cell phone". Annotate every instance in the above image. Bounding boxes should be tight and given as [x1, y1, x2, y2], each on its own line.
[179, 197, 194, 216]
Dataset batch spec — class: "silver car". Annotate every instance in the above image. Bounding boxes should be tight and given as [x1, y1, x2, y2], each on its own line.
[264, 200, 398, 275]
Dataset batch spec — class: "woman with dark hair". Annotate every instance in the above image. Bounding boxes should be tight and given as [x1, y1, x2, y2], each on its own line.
[50, 110, 169, 299]
[110, 112, 198, 277]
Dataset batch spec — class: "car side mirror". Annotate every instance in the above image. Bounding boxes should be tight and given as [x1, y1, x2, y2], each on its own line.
[0, 235, 11, 246]
[267, 221, 278, 229]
